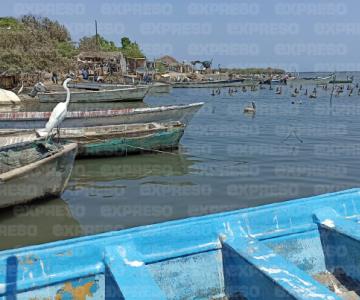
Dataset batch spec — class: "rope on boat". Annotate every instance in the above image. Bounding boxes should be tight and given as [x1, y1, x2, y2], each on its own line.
[123, 144, 248, 165]
[71, 135, 249, 164]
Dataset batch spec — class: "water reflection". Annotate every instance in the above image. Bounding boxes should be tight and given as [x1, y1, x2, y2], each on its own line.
[62, 152, 196, 232]
[70, 151, 194, 185]
[0, 198, 81, 250]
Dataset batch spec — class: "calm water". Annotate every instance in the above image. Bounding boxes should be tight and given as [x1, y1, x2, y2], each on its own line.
[2, 72, 360, 250]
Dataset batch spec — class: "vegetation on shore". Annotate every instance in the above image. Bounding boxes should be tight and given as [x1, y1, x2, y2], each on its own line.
[0, 15, 283, 76]
[0, 15, 144, 74]
[0, 16, 75, 73]
[225, 67, 285, 75]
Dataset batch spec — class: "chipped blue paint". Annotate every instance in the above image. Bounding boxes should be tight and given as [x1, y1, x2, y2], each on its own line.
[2, 189, 360, 299]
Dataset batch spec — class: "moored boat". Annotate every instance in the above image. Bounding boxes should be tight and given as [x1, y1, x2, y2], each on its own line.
[0, 122, 185, 157]
[148, 82, 172, 94]
[173, 79, 245, 88]
[0, 141, 77, 208]
[68, 82, 172, 94]
[0, 102, 204, 129]
[0, 189, 359, 298]
[38, 85, 150, 103]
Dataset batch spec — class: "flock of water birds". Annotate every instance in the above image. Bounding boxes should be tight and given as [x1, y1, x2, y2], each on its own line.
[209, 82, 360, 115]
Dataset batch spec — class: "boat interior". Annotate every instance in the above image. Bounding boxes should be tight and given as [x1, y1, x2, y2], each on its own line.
[1, 189, 360, 299]
[0, 140, 61, 174]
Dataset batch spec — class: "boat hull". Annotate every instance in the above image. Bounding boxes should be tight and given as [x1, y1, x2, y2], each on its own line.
[0, 143, 77, 208]
[173, 79, 245, 88]
[0, 123, 185, 157]
[75, 125, 184, 157]
[148, 82, 172, 94]
[69, 82, 172, 94]
[0, 189, 360, 298]
[38, 86, 149, 103]
[0, 103, 204, 129]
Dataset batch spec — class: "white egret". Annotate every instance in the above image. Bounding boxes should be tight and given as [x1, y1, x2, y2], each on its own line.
[36, 78, 72, 138]
[17, 81, 24, 95]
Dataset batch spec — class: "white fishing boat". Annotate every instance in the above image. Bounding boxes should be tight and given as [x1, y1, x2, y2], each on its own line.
[0, 102, 204, 129]
[37, 85, 150, 103]
[68, 82, 172, 94]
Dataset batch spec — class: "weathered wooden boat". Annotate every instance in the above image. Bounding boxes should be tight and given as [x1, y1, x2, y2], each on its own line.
[148, 82, 172, 94]
[0, 122, 185, 158]
[0, 102, 204, 129]
[38, 85, 150, 103]
[68, 82, 172, 94]
[0, 189, 360, 299]
[329, 79, 354, 84]
[0, 141, 77, 208]
[295, 75, 334, 85]
[173, 79, 245, 88]
[68, 82, 137, 91]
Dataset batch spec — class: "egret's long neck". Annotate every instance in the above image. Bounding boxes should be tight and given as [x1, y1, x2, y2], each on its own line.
[64, 86, 70, 105]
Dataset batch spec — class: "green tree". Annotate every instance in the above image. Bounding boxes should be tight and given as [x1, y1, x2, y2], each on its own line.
[79, 35, 119, 52]
[121, 37, 131, 49]
[120, 37, 144, 58]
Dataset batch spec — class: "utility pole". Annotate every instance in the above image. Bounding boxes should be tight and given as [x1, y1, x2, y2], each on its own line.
[95, 20, 99, 51]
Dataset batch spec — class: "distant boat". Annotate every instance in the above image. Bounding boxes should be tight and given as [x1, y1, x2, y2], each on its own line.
[300, 74, 335, 85]
[37, 85, 150, 103]
[68, 82, 172, 94]
[271, 79, 282, 85]
[1, 188, 360, 299]
[0, 102, 204, 129]
[0, 122, 185, 158]
[173, 79, 245, 88]
[0, 141, 77, 208]
[148, 82, 173, 94]
[329, 78, 354, 84]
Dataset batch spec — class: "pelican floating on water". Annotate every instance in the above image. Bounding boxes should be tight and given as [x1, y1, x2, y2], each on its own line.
[244, 102, 256, 114]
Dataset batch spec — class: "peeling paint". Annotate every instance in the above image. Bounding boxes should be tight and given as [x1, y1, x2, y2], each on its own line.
[55, 278, 98, 300]
[18, 254, 39, 265]
[55, 250, 73, 257]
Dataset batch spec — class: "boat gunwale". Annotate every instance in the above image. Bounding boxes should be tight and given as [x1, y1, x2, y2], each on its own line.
[0, 102, 205, 121]
[0, 122, 185, 142]
[0, 188, 358, 258]
[38, 85, 150, 96]
[0, 142, 77, 182]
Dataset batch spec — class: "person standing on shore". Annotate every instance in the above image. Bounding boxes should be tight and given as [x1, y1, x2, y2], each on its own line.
[52, 71, 58, 84]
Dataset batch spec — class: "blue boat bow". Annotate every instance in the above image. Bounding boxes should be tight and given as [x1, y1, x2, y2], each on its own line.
[2, 189, 360, 299]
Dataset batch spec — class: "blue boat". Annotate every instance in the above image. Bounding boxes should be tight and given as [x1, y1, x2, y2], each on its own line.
[1, 189, 360, 299]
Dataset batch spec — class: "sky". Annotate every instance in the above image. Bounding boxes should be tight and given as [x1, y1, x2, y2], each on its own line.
[1, 0, 360, 72]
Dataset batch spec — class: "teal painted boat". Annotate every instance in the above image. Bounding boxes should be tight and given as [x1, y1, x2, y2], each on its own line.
[0, 122, 185, 158]
[1, 189, 360, 298]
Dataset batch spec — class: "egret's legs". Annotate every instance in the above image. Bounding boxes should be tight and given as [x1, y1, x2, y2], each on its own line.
[57, 126, 60, 143]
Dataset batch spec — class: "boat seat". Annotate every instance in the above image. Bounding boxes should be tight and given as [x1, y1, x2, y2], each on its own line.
[220, 228, 340, 300]
[314, 207, 360, 283]
[104, 244, 166, 300]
